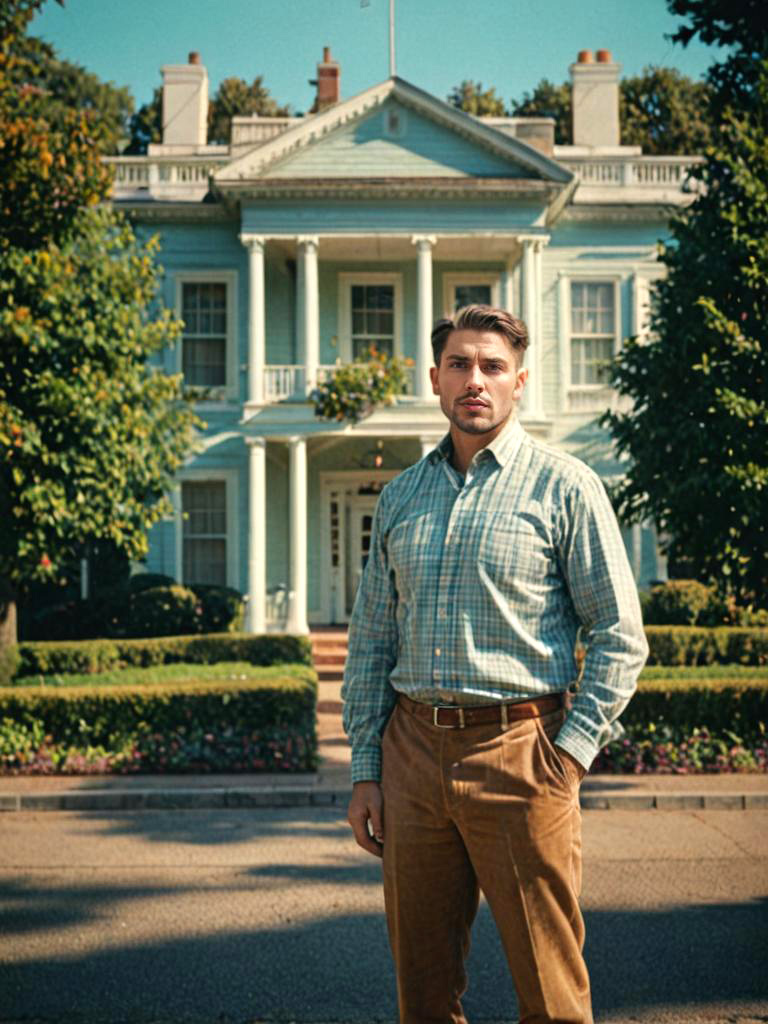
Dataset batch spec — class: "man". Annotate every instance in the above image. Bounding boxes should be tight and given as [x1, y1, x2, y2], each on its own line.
[341, 305, 648, 1024]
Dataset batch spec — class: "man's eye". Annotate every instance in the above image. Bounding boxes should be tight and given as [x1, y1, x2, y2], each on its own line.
[484, 363, 504, 372]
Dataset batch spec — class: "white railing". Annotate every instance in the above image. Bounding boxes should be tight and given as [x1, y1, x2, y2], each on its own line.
[107, 157, 230, 200]
[262, 364, 415, 403]
[560, 156, 703, 193]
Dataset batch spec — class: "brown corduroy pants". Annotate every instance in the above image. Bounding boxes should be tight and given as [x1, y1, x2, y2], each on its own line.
[381, 699, 593, 1024]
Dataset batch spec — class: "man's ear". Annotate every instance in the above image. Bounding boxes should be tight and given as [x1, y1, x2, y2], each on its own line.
[430, 364, 440, 395]
[513, 367, 529, 401]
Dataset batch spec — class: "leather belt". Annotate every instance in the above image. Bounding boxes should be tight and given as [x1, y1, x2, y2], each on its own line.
[398, 692, 564, 729]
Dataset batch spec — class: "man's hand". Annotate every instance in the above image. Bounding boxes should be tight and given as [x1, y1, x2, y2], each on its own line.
[556, 745, 587, 786]
[347, 781, 384, 858]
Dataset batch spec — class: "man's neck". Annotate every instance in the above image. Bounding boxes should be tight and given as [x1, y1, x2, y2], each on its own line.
[449, 417, 512, 476]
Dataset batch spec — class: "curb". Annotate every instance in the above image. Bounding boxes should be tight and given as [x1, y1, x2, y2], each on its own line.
[1, 787, 766, 812]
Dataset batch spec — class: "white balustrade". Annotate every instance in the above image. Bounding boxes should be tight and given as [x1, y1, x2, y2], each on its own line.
[107, 157, 229, 200]
[560, 156, 703, 193]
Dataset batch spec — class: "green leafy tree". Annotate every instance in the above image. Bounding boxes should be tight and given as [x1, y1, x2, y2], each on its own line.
[620, 66, 712, 155]
[508, 69, 712, 152]
[5, 33, 133, 153]
[0, 207, 202, 645]
[208, 75, 291, 144]
[602, 0, 768, 604]
[510, 79, 571, 144]
[125, 86, 162, 154]
[447, 80, 506, 117]
[0, 0, 201, 647]
[126, 75, 291, 153]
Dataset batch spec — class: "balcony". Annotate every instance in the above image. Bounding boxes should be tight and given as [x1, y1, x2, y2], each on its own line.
[556, 154, 704, 205]
[107, 156, 229, 201]
[263, 364, 417, 403]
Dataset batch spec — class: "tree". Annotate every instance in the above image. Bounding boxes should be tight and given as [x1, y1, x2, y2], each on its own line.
[447, 80, 506, 117]
[620, 66, 712, 155]
[208, 75, 291, 144]
[0, 0, 201, 647]
[5, 33, 133, 153]
[126, 75, 291, 153]
[602, 1, 768, 604]
[508, 69, 712, 152]
[510, 79, 571, 144]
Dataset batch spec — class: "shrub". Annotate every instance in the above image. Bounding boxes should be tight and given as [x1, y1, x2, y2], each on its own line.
[644, 626, 768, 666]
[0, 644, 20, 686]
[16, 633, 312, 679]
[125, 585, 203, 638]
[189, 584, 245, 633]
[642, 580, 714, 625]
[0, 669, 317, 774]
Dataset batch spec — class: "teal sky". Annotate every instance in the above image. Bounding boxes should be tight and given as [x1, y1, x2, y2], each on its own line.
[32, 0, 728, 114]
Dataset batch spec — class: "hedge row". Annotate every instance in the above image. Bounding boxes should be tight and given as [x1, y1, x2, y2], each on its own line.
[13, 633, 312, 682]
[645, 627, 768, 666]
[0, 669, 317, 774]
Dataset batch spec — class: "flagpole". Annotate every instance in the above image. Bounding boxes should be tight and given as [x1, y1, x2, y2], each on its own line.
[389, 0, 396, 77]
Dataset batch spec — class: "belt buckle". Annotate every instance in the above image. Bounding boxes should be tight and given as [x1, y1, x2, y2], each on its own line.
[432, 704, 465, 728]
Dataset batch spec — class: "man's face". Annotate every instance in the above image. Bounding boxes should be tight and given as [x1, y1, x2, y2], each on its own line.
[429, 328, 528, 437]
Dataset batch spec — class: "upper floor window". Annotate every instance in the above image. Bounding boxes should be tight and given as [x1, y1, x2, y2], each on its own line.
[175, 271, 237, 400]
[570, 281, 615, 386]
[181, 282, 227, 387]
[339, 273, 403, 363]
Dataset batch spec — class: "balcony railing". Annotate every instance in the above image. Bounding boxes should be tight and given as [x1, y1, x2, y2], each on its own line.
[107, 157, 229, 201]
[559, 155, 704, 193]
[263, 364, 416, 403]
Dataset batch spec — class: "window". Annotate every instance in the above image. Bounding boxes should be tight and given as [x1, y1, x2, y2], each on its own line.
[442, 273, 501, 316]
[570, 282, 615, 386]
[338, 274, 402, 362]
[175, 272, 237, 399]
[181, 480, 227, 585]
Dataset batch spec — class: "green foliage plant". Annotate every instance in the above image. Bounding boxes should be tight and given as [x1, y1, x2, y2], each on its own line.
[311, 348, 414, 423]
[447, 80, 506, 117]
[602, 10, 768, 605]
[16, 632, 312, 679]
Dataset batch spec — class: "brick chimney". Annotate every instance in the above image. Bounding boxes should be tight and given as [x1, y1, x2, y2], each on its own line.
[309, 46, 340, 113]
[570, 48, 621, 148]
[160, 51, 209, 147]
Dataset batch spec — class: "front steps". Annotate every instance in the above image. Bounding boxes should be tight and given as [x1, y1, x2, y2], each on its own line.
[310, 627, 350, 780]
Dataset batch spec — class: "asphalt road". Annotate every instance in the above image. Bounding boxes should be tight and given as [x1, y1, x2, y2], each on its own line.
[1, 807, 766, 1024]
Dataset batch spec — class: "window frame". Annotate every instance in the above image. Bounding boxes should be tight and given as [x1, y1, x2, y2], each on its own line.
[337, 272, 403, 363]
[174, 270, 238, 402]
[441, 272, 501, 316]
[174, 468, 239, 590]
[558, 273, 622, 412]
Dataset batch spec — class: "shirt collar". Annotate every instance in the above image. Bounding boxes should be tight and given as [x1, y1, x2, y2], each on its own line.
[429, 416, 525, 469]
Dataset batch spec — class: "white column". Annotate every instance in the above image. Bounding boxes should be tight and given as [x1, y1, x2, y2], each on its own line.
[420, 436, 437, 460]
[297, 236, 320, 396]
[519, 236, 548, 419]
[246, 438, 267, 633]
[286, 435, 309, 634]
[502, 257, 517, 315]
[240, 235, 266, 405]
[412, 235, 436, 400]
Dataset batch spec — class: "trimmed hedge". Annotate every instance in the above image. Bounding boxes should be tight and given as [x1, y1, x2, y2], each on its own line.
[645, 626, 768, 666]
[15, 633, 312, 680]
[621, 672, 768, 743]
[0, 668, 317, 774]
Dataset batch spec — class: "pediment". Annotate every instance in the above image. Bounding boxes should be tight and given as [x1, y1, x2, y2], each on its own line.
[215, 78, 572, 187]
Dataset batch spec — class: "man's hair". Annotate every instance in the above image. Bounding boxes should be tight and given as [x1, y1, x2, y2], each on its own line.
[431, 305, 530, 366]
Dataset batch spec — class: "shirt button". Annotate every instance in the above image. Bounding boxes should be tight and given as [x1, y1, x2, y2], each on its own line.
[437, 609, 447, 620]
[434, 647, 441, 657]
[432, 670, 441, 680]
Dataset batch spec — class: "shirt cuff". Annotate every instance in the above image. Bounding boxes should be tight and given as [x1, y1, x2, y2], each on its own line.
[554, 718, 604, 773]
[350, 747, 382, 785]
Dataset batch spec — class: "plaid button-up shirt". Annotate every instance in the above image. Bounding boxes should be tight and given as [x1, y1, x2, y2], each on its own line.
[341, 417, 649, 784]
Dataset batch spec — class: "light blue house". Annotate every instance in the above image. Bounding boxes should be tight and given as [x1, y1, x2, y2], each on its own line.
[107, 47, 699, 633]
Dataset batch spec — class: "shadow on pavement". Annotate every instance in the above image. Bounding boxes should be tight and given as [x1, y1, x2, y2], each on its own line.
[2, 889, 766, 1022]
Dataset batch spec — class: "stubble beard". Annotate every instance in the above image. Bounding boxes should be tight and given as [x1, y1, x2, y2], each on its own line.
[447, 401, 512, 436]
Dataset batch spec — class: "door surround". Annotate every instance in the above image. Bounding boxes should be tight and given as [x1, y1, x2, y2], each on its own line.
[318, 470, 399, 624]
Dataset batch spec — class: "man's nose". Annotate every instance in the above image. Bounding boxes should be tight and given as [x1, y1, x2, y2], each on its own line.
[465, 364, 484, 390]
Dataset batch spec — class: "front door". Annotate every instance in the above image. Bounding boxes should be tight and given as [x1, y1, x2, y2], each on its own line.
[345, 496, 378, 616]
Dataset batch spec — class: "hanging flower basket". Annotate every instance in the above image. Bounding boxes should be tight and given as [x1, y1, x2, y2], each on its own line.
[310, 347, 414, 423]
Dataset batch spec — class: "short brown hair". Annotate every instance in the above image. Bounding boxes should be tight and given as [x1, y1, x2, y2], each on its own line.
[431, 305, 529, 365]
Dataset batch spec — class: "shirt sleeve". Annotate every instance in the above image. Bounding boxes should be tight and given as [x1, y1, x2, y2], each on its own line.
[553, 471, 649, 771]
[341, 487, 399, 784]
